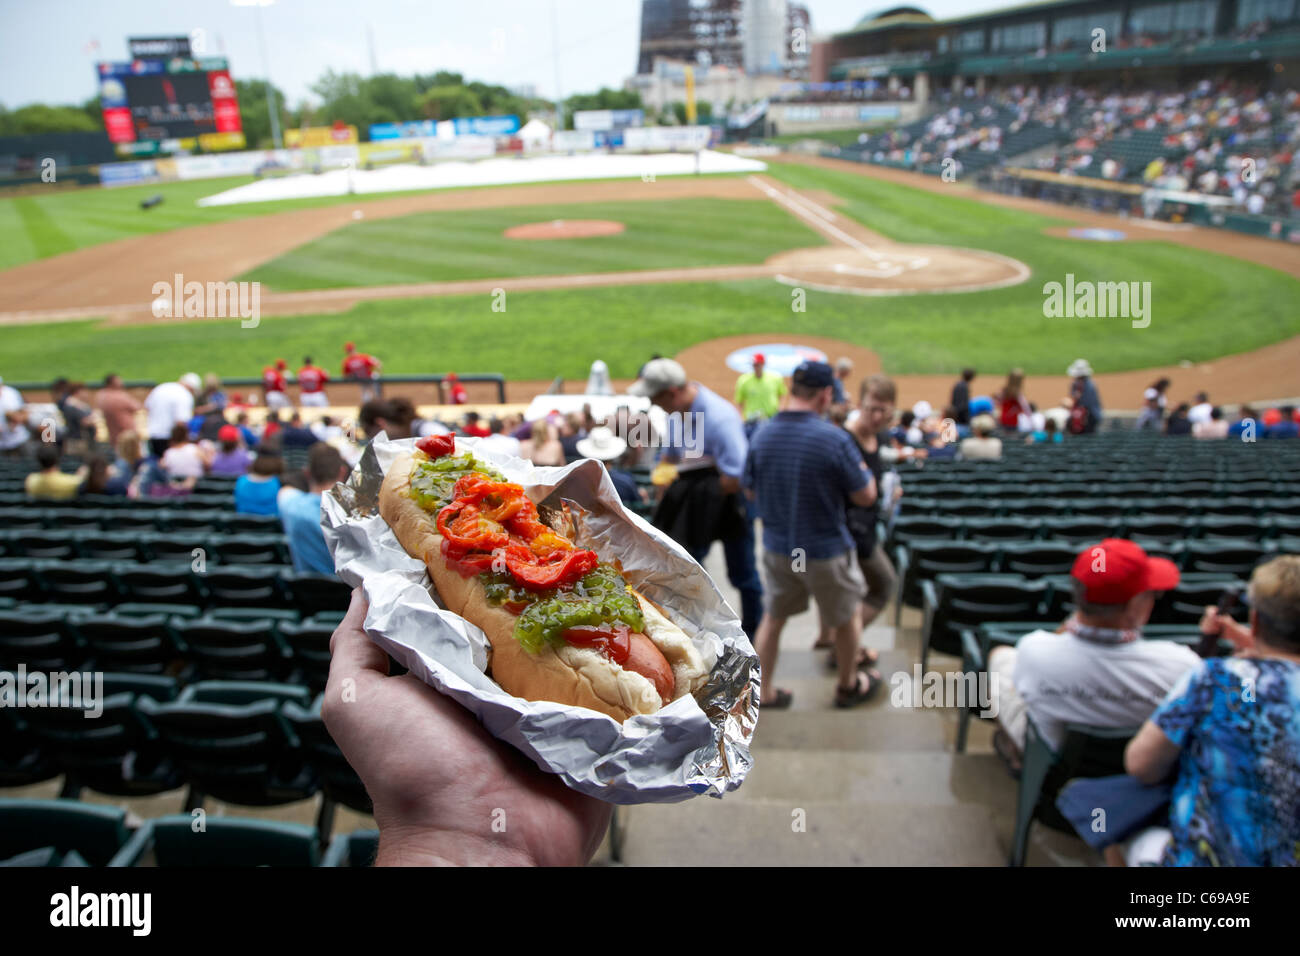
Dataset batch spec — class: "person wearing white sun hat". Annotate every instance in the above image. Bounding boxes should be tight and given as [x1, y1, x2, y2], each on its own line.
[576, 425, 642, 507]
[1067, 358, 1103, 434]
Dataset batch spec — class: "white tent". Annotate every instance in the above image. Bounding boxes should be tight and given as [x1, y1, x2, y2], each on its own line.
[518, 118, 552, 150]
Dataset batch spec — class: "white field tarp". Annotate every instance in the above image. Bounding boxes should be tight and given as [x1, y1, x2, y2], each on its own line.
[197, 148, 766, 206]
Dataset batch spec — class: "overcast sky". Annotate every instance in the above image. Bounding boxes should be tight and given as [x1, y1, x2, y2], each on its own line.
[1, 0, 1010, 109]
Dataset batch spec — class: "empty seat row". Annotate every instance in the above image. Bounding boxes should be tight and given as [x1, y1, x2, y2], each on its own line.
[0, 679, 369, 837]
[0, 530, 290, 565]
[0, 559, 350, 615]
[0, 505, 280, 534]
[0, 799, 376, 867]
[889, 514, 1299, 547]
[893, 497, 1300, 520]
[0, 603, 341, 688]
[0, 491, 239, 510]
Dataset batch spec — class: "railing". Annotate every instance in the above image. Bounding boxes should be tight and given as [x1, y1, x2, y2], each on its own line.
[9, 373, 509, 405]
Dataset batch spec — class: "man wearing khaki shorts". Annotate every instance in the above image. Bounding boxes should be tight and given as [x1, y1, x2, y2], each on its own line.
[744, 361, 881, 709]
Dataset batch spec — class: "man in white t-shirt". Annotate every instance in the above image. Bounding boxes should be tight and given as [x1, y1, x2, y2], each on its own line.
[987, 539, 1200, 762]
[144, 372, 201, 458]
[0, 376, 30, 453]
[1187, 392, 1213, 425]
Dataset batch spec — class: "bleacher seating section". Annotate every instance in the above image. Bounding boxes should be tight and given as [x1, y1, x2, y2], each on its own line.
[0, 460, 367, 865]
[2, 430, 1296, 864]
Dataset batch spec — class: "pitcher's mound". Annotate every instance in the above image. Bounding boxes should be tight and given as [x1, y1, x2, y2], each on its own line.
[504, 219, 626, 240]
[767, 245, 1029, 296]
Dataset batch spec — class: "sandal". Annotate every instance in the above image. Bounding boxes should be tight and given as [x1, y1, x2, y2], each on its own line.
[833, 670, 882, 708]
[825, 646, 880, 671]
[760, 688, 793, 710]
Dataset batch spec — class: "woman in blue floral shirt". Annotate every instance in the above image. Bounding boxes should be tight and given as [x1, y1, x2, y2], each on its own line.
[1125, 556, 1300, 866]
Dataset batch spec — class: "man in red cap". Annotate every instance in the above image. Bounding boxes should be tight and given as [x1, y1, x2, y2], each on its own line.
[262, 359, 290, 411]
[987, 539, 1200, 767]
[343, 342, 382, 403]
[446, 372, 467, 406]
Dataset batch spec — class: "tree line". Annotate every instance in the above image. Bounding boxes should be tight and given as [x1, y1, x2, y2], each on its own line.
[0, 72, 717, 148]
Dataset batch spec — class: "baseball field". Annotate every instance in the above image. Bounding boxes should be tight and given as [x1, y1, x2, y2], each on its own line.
[3, 154, 1299, 407]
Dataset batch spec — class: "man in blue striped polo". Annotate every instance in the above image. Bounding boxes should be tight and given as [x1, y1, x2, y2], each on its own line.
[744, 360, 881, 709]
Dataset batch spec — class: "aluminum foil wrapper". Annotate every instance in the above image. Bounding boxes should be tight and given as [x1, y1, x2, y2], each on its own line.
[320, 434, 758, 804]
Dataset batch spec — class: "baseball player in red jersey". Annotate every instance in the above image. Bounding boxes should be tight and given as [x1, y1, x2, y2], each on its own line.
[343, 342, 381, 403]
[297, 356, 330, 407]
[262, 359, 291, 410]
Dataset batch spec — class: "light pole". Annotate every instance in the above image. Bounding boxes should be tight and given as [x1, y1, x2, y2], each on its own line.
[231, 0, 282, 149]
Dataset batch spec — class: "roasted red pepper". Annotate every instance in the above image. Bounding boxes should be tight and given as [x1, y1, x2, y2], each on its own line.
[416, 434, 456, 459]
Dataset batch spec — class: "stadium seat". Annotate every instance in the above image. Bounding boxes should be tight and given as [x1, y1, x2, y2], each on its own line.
[0, 607, 83, 670]
[1010, 719, 1138, 867]
[201, 565, 289, 608]
[996, 541, 1076, 577]
[0, 706, 60, 789]
[70, 612, 183, 674]
[279, 619, 335, 692]
[282, 696, 374, 826]
[135, 683, 317, 811]
[172, 616, 293, 682]
[113, 563, 205, 604]
[35, 561, 120, 605]
[963, 518, 1043, 542]
[283, 571, 352, 617]
[1181, 539, 1272, 576]
[321, 829, 378, 867]
[0, 799, 143, 867]
[121, 816, 319, 867]
[6, 531, 78, 560]
[77, 532, 145, 562]
[894, 540, 999, 617]
[214, 533, 289, 565]
[18, 673, 182, 798]
[920, 575, 1047, 672]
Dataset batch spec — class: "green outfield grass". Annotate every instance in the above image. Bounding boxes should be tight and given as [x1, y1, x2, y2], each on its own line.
[4, 249, 1297, 385]
[4, 158, 1298, 382]
[238, 198, 824, 289]
[0, 172, 748, 273]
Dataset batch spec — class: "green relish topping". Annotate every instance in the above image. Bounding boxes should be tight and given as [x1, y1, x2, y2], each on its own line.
[408, 452, 504, 512]
[494, 563, 645, 654]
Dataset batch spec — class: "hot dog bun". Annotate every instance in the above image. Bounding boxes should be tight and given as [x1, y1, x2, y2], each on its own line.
[378, 450, 709, 722]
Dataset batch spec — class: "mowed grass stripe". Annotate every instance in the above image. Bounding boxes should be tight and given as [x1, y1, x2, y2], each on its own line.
[0, 171, 752, 273]
[5, 249, 1298, 384]
[238, 198, 826, 290]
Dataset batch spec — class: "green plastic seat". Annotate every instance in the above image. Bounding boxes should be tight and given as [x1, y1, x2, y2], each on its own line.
[129, 816, 320, 867]
[0, 798, 136, 867]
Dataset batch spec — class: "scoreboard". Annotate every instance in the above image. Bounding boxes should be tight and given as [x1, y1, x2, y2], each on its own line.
[97, 37, 243, 149]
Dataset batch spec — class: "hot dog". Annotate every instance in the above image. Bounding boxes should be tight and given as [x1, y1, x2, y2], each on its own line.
[378, 434, 709, 722]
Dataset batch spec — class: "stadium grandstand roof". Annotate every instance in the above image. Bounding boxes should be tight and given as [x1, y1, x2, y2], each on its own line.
[836, 0, 1097, 37]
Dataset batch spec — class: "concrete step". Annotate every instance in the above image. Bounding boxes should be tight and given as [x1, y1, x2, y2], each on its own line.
[614, 796, 1008, 866]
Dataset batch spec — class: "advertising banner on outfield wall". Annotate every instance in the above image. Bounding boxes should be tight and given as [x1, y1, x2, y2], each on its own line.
[573, 108, 645, 131]
[623, 125, 711, 151]
[370, 115, 519, 141]
[99, 160, 159, 187]
[285, 125, 359, 148]
[174, 149, 292, 180]
[553, 129, 596, 152]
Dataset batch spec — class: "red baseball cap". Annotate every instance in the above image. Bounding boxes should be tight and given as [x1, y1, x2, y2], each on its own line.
[276, 359, 286, 370]
[344, 342, 355, 352]
[217, 424, 240, 443]
[753, 353, 765, 364]
[1071, 539, 1180, 604]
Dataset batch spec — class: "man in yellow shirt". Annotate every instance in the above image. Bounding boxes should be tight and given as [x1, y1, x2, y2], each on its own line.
[25, 444, 88, 501]
[734, 353, 787, 423]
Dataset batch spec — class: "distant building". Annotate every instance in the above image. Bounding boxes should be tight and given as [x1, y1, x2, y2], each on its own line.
[743, 0, 788, 75]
